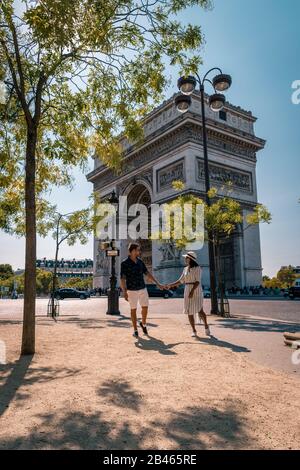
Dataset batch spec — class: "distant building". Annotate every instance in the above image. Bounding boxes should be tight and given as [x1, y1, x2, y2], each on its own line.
[280, 266, 300, 276]
[14, 269, 25, 276]
[36, 258, 93, 279]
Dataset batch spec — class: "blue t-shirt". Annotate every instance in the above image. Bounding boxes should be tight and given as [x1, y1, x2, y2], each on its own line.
[120, 257, 148, 291]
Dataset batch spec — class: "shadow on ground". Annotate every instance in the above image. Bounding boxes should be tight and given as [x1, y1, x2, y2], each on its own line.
[51, 315, 159, 330]
[134, 336, 184, 355]
[98, 379, 142, 411]
[196, 336, 251, 353]
[216, 317, 300, 333]
[0, 399, 254, 450]
[0, 357, 81, 416]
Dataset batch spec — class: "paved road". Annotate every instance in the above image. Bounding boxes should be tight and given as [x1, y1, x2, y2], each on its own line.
[225, 298, 300, 323]
[1, 298, 300, 375]
[1, 296, 299, 323]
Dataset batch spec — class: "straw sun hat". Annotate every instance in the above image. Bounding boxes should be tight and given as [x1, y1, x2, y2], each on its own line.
[182, 251, 198, 263]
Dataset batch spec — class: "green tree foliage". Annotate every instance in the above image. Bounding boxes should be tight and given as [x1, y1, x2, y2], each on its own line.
[0, 263, 14, 279]
[161, 182, 271, 312]
[36, 268, 53, 294]
[1, 0, 210, 353]
[263, 277, 282, 289]
[0, 269, 53, 294]
[276, 265, 296, 287]
[49, 206, 98, 304]
[161, 182, 271, 250]
[61, 277, 93, 290]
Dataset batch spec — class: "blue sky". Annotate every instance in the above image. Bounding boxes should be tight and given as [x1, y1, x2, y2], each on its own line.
[1, 0, 299, 277]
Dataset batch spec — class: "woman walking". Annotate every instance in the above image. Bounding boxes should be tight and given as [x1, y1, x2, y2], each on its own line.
[167, 251, 211, 337]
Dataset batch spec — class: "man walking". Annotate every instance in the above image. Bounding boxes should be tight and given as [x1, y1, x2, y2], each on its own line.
[120, 242, 163, 338]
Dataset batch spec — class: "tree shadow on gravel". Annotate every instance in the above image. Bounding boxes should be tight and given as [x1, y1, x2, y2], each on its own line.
[58, 315, 158, 329]
[0, 400, 254, 450]
[0, 357, 81, 417]
[0, 320, 22, 325]
[216, 317, 300, 334]
[157, 401, 253, 449]
[98, 379, 143, 411]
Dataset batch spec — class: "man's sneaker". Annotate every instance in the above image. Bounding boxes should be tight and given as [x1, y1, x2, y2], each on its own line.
[205, 327, 211, 336]
[133, 330, 139, 339]
[191, 331, 197, 337]
[139, 321, 148, 335]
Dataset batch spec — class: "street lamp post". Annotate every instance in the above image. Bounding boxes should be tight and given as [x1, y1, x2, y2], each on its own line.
[106, 190, 120, 315]
[175, 69, 232, 314]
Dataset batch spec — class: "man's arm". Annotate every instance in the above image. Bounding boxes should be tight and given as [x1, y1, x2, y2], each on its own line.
[166, 271, 185, 290]
[120, 277, 128, 301]
[120, 262, 128, 301]
[145, 270, 164, 290]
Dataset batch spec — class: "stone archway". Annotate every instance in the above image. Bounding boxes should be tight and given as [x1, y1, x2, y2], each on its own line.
[126, 184, 152, 271]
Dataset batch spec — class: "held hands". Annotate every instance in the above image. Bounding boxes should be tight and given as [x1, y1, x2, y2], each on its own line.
[157, 283, 165, 291]
[157, 283, 170, 291]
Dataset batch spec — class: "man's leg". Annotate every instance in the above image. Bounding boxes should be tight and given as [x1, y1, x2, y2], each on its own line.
[141, 306, 148, 325]
[130, 308, 138, 331]
[139, 289, 149, 334]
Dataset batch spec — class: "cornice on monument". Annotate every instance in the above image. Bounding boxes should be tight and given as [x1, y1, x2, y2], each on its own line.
[86, 117, 263, 187]
[142, 91, 257, 127]
[154, 189, 260, 210]
[88, 91, 265, 178]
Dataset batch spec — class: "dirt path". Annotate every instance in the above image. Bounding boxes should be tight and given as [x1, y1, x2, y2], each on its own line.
[0, 302, 299, 450]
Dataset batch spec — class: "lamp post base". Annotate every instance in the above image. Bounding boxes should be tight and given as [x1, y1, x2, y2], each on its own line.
[106, 288, 120, 315]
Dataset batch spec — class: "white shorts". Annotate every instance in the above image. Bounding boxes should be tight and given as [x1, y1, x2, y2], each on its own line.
[127, 288, 149, 309]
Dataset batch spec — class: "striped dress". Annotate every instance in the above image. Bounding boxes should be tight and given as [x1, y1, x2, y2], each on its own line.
[179, 266, 203, 321]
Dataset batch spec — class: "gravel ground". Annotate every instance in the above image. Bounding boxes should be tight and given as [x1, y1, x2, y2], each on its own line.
[0, 298, 299, 450]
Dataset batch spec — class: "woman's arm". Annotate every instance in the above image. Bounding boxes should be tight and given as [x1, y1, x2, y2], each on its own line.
[189, 281, 200, 298]
[146, 270, 164, 290]
[167, 280, 181, 289]
[167, 272, 185, 289]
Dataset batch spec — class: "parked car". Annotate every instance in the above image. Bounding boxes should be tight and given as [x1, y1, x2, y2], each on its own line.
[54, 288, 90, 300]
[289, 280, 300, 299]
[146, 284, 173, 299]
[282, 289, 289, 298]
[203, 288, 211, 298]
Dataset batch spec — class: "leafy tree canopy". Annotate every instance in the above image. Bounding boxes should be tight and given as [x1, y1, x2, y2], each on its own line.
[0, 0, 211, 233]
[0, 262, 14, 279]
[277, 266, 296, 286]
[157, 181, 272, 249]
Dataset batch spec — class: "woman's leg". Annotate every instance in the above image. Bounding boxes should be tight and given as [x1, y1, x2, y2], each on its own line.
[188, 314, 196, 332]
[199, 308, 209, 328]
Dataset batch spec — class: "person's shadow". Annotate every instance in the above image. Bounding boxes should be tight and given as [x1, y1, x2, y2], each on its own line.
[195, 335, 251, 353]
[134, 335, 184, 355]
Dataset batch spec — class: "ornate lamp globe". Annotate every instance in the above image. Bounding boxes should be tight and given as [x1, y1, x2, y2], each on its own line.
[209, 93, 226, 112]
[177, 76, 197, 96]
[212, 74, 232, 92]
[175, 95, 191, 114]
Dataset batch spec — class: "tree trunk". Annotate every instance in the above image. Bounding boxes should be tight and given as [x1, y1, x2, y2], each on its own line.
[21, 126, 37, 355]
[51, 228, 60, 317]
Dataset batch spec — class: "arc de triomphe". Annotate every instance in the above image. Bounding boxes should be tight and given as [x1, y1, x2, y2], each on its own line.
[87, 92, 265, 289]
